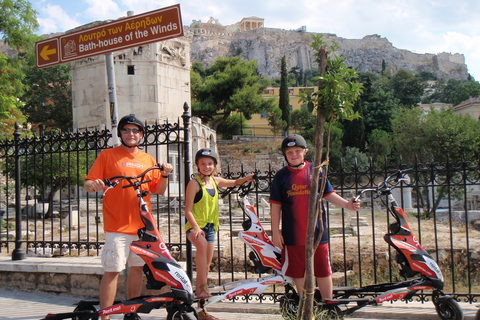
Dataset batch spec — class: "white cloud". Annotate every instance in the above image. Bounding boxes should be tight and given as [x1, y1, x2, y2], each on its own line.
[32, 0, 480, 80]
[36, 4, 81, 34]
[84, 0, 123, 21]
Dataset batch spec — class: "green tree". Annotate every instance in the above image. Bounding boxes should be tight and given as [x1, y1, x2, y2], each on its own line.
[0, 54, 27, 138]
[363, 88, 399, 134]
[343, 146, 369, 170]
[341, 102, 366, 151]
[390, 69, 426, 108]
[391, 107, 480, 216]
[267, 107, 286, 137]
[279, 55, 290, 134]
[214, 114, 246, 139]
[367, 129, 392, 164]
[21, 48, 73, 131]
[442, 80, 480, 105]
[0, 0, 38, 136]
[298, 35, 362, 319]
[392, 107, 480, 163]
[290, 105, 316, 134]
[2, 146, 90, 218]
[0, 0, 38, 48]
[191, 56, 275, 131]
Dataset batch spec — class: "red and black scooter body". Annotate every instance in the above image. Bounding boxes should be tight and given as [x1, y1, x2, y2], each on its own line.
[384, 203, 443, 287]
[95, 207, 195, 319]
[43, 169, 195, 320]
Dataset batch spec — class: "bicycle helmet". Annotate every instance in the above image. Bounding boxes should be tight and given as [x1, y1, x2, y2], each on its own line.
[281, 134, 307, 168]
[281, 134, 307, 152]
[195, 148, 218, 165]
[117, 114, 145, 137]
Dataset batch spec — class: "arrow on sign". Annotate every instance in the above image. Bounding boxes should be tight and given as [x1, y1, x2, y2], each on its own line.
[40, 45, 57, 60]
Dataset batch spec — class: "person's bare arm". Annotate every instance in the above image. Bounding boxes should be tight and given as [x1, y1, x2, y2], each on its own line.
[324, 192, 361, 211]
[270, 202, 284, 250]
[214, 173, 256, 188]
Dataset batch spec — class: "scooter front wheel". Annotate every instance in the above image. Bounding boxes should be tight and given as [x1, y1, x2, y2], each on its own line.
[72, 304, 98, 320]
[475, 307, 480, 320]
[434, 296, 463, 320]
[166, 305, 198, 320]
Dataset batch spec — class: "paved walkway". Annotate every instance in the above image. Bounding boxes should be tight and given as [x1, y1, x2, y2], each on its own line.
[0, 287, 478, 320]
[0, 255, 478, 319]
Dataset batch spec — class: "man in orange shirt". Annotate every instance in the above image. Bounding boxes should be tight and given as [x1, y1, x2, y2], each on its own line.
[84, 114, 173, 320]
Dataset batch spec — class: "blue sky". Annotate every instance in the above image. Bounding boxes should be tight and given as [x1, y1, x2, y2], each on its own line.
[31, 0, 480, 81]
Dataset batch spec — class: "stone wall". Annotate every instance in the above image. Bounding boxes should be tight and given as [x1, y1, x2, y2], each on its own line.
[217, 136, 285, 174]
[185, 24, 469, 81]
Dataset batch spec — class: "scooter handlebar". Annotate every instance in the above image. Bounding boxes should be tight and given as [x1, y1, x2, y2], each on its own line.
[354, 168, 412, 201]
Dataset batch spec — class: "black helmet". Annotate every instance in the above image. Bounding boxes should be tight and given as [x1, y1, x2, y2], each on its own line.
[281, 134, 307, 152]
[195, 148, 218, 165]
[117, 114, 144, 137]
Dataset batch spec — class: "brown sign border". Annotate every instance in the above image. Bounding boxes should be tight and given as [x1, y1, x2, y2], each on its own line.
[36, 4, 183, 69]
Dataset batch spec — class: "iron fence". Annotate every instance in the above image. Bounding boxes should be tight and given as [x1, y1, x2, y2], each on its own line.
[0, 112, 479, 304]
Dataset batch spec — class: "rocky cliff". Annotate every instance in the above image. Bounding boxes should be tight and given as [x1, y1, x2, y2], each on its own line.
[185, 21, 468, 81]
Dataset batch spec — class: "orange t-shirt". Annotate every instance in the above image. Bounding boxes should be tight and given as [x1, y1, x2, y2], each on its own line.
[85, 146, 160, 235]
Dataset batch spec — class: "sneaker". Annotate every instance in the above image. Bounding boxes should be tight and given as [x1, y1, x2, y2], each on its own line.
[198, 309, 219, 320]
[124, 313, 141, 320]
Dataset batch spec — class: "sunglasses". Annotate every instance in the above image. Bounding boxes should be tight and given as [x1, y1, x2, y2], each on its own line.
[121, 128, 141, 134]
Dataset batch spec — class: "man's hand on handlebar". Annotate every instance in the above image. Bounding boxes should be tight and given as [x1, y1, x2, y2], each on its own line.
[85, 179, 105, 193]
[159, 163, 173, 177]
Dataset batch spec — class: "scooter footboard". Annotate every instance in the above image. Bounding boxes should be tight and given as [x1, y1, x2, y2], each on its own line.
[202, 275, 290, 309]
[98, 292, 180, 317]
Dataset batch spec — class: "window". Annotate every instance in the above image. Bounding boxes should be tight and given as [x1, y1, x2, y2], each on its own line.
[128, 65, 135, 75]
[260, 111, 268, 119]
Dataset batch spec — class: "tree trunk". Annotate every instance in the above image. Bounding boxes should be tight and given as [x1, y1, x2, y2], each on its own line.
[44, 178, 62, 219]
[300, 46, 328, 320]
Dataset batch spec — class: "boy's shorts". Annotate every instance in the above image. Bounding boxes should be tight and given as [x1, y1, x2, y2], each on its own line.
[282, 243, 332, 278]
[101, 232, 144, 272]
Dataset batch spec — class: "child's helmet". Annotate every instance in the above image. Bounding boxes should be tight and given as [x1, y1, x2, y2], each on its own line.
[281, 134, 307, 152]
[195, 148, 218, 165]
[117, 114, 145, 137]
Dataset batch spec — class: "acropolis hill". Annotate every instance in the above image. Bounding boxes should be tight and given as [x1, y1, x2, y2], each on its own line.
[184, 17, 469, 80]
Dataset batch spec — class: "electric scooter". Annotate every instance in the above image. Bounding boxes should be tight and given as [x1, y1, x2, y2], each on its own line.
[42, 166, 198, 320]
[202, 170, 464, 320]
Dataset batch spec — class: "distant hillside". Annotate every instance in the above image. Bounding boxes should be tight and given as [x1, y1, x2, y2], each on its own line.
[185, 21, 469, 81]
[1, 18, 469, 82]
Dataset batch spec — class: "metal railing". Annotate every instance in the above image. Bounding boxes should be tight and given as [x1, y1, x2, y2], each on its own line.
[1, 112, 479, 303]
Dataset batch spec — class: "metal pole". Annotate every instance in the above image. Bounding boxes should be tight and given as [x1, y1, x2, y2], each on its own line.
[106, 53, 120, 147]
[12, 122, 26, 260]
[181, 102, 193, 280]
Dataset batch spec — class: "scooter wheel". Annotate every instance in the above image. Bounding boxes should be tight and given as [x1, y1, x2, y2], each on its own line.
[166, 305, 198, 320]
[72, 304, 98, 320]
[475, 307, 480, 320]
[315, 304, 343, 320]
[279, 292, 299, 319]
[434, 296, 463, 320]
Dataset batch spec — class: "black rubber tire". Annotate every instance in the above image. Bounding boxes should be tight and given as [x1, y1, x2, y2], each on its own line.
[279, 292, 299, 319]
[72, 304, 98, 320]
[475, 307, 480, 320]
[166, 305, 198, 320]
[434, 296, 464, 320]
[315, 304, 344, 320]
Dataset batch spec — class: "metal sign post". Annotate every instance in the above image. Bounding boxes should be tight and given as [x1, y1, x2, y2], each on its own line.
[106, 53, 119, 146]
